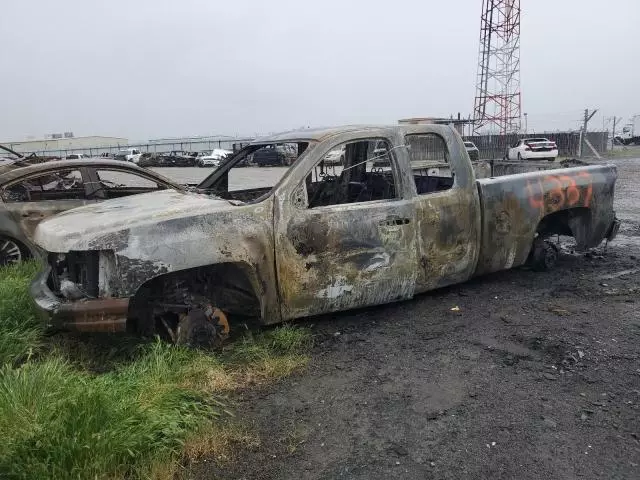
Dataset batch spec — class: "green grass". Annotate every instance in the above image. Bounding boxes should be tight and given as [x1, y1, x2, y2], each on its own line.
[0, 261, 42, 366]
[0, 262, 312, 479]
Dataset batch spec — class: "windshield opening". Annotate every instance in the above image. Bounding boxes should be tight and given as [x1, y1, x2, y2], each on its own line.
[197, 141, 312, 203]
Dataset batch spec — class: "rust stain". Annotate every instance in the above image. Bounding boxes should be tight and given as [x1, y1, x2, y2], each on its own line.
[61, 297, 129, 333]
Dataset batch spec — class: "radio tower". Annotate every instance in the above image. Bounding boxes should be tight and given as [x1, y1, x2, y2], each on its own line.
[472, 0, 521, 135]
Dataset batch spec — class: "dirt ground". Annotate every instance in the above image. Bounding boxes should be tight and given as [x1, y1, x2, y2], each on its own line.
[192, 158, 640, 480]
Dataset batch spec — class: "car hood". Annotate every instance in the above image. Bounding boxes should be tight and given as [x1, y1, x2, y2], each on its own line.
[34, 189, 236, 252]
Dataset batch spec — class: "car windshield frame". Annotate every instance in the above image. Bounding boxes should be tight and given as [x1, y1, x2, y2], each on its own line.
[196, 140, 316, 194]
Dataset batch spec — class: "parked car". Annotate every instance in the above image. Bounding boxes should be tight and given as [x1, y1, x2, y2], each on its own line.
[30, 125, 618, 345]
[65, 154, 90, 160]
[371, 140, 391, 168]
[137, 152, 162, 168]
[253, 144, 297, 166]
[464, 141, 480, 160]
[197, 157, 221, 168]
[508, 138, 558, 161]
[322, 146, 345, 165]
[0, 160, 183, 265]
[197, 149, 232, 168]
[114, 149, 143, 164]
[160, 151, 197, 167]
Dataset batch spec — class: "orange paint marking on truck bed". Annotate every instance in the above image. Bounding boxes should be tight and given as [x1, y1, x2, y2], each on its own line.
[525, 171, 593, 214]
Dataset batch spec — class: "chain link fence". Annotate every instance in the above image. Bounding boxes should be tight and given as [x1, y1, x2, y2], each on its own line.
[463, 131, 609, 160]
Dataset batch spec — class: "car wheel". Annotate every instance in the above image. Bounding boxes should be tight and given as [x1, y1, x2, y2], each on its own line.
[528, 239, 559, 272]
[175, 308, 228, 349]
[547, 157, 555, 162]
[0, 237, 26, 266]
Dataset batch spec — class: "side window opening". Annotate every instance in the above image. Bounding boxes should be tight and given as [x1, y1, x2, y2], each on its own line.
[406, 134, 454, 195]
[2, 169, 85, 202]
[305, 139, 397, 208]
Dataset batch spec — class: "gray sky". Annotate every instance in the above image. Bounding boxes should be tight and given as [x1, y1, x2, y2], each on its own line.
[1, 0, 638, 141]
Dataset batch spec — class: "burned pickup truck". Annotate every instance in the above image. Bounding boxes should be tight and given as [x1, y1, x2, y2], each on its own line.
[30, 125, 619, 345]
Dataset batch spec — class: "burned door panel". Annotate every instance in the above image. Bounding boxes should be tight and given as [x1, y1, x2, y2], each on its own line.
[413, 189, 481, 292]
[1, 168, 94, 241]
[276, 201, 417, 319]
[274, 135, 418, 320]
[406, 133, 481, 292]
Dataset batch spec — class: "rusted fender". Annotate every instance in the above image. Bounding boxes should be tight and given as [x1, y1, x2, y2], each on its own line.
[30, 267, 129, 332]
[34, 189, 280, 323]
[475, 164, 617, 275]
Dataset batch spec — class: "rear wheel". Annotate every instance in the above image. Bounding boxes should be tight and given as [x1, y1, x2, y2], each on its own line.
[0, 237, 25, 266]
[547, 157, 555, 162]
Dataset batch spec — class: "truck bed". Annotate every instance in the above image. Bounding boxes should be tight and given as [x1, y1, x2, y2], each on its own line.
[474, 164, 617, 276]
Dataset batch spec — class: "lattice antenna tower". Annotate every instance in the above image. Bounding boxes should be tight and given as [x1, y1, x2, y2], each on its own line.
[472, 0, 521, 135]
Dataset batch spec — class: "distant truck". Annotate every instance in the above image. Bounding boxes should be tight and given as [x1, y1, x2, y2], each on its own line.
[31, 125, 619, 346]
[615, 116, 640, 145]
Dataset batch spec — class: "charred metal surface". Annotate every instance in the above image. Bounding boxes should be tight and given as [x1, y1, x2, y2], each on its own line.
[30, 266, 129, 332]
[61, 298, 129, 332]
[0, 159, 183, 262]
[30, 125, 618, 334]
[475, 164, 617, 275]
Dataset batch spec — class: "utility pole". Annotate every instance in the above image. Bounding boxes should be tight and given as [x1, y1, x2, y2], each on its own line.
[579, 108, 598, 158]
[612, 116, 619, 150]
[524, 112, 528, 135]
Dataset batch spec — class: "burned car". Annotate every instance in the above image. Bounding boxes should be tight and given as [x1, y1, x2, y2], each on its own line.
[0, 160, 183, 265]
[30, 125, 619, 345]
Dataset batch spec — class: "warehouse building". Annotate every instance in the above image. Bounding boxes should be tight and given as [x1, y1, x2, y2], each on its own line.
[2, 135, 128, 155]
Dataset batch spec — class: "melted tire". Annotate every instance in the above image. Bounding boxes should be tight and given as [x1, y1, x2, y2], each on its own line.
[176, 308, 223, 349]
[530, 240, 559, 272]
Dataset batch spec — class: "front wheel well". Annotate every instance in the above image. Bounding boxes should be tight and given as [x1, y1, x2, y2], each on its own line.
[127, 262, 263, 335]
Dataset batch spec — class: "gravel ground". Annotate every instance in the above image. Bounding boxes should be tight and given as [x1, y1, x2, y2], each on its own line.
[183, 157, 640, 480]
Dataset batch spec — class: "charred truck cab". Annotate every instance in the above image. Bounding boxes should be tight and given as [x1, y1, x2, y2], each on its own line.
[30, 125, 620, 345]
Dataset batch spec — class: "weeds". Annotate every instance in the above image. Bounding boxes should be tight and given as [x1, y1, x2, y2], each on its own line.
[0, 263, 312, 479]
[0, 261, 42, 366]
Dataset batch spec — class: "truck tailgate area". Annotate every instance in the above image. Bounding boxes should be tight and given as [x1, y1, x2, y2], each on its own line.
[474, 164, 617, 276]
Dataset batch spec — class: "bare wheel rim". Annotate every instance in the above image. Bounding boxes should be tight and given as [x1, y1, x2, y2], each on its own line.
[0, 238, 22, 266]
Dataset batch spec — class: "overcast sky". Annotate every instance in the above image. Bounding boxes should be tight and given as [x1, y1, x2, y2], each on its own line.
[1, 0, 638, 141]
